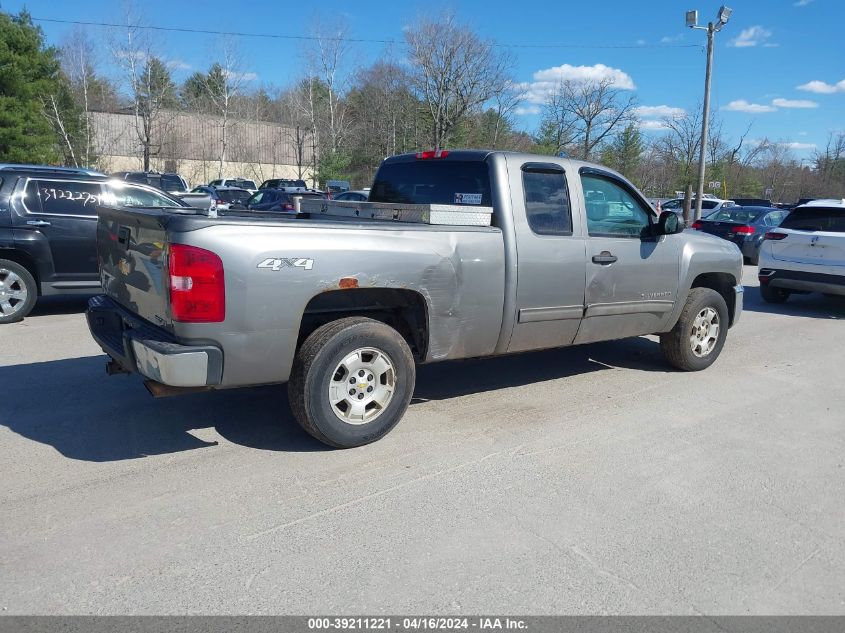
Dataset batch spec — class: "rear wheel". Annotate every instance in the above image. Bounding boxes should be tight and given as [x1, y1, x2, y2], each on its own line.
[288, 317, 416, 448]
[660, 288, 729, 371]
[0, 259, 38, 324]
[760, 284, 790, 304]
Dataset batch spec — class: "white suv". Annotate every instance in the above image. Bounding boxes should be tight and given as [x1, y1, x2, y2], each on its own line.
[758, 199, 845, 303]
[659, 197, 736, 217]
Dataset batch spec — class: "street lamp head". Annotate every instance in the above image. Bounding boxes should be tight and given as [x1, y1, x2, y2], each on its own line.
[686, 9, 699, 28]
[717, 5, 732, 25]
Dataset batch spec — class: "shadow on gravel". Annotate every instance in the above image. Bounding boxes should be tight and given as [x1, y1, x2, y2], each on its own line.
[412, 335, 669, 403]
[28, 296, 94, 317]
[0, 355, 326, 461]
[742, 284, 845, 320]
[0, 336, 669, 462]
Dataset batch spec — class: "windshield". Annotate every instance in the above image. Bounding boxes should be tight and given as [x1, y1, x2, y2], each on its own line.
[707, 208, 764, 223]
[218, 190, 251, 204]
[105, 182, 188, 208]
[369, 160, 492, 206]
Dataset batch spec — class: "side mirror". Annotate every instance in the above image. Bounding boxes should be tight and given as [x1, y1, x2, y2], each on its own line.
[657, 210, 683, 235]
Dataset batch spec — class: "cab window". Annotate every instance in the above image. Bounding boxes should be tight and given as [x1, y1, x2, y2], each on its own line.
[580, 172, 652, 238]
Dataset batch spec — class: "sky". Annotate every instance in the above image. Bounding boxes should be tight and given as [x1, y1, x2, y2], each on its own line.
[6, 0, 845, 159]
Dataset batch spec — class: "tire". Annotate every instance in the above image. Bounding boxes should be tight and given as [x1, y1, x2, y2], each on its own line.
[0, 259, 38, 324]
[288, 317, 416, 448]
[660, 288, 729, 372]
[760, 284, 790, 304]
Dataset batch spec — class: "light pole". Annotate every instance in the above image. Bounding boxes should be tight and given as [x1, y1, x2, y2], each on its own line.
[686, 6, 732, 220]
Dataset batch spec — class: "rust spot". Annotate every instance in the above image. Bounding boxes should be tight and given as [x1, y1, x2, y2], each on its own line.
[338, 277, 359, 289]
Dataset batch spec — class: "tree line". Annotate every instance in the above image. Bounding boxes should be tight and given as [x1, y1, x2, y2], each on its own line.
[1, 9, 843, 200]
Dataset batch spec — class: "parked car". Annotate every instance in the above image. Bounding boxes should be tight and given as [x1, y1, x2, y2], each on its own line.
[758, 199, 845, 303]
[245, 188, 326, 212]
[110, 171, 189, 195]
[0, 164, 189, 323]
[660, 197, 736, 217]
[690, 206, 789, 265]
[87, 150, 743, 448]
[326, 179, 351, 195]
[208, 178, 257, 193]
[332, 190, 370, 202]
[258, 178, 308, 190]
[191, 185, 252, 210]
[732, 198, 772, 207]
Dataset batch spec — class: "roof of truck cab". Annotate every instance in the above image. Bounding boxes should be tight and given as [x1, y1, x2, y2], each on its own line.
[382, 150, 625, 178]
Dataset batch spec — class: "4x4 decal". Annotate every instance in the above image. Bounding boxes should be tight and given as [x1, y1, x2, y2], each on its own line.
[257, 258, 314, 271]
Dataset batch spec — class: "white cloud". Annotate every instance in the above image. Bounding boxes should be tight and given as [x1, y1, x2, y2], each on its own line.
[722, 100, 777, 113]
[634, 105, 686, 119]
[796, 79, 845, 94]
[638, 119, 670, 131]
[518, 63, 635, 104]
[798, 131, 808, 136]
[660, 34, 683, 44]
[730, 25, 773, 48]
[780, 142, 817, 150]
[772, 98, 818, 108]
[794, 0, 813, 6]
[514, 105, 541, 116]
[165, 59, 191, 71]
[635, 39, 646, 46]
[222, 70, 258, 82]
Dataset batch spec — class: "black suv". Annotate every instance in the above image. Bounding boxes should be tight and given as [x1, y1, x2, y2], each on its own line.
[111, 171, 189, 194]
[0, 164, 188, 322]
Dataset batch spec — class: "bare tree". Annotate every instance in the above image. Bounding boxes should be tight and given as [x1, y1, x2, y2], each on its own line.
[543, 78, 636, 160]
[661, 108, 703, 188]
[60, 27, 97, 167]
[200, 38, 250, 178]
[306, 17, 353, 156]
[40, 93, 78, 167]
[110, 6, 176, 170]
[405, 13, 513, 149]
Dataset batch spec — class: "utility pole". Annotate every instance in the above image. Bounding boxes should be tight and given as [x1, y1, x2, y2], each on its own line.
[686, 6, 732, 220]
[695, 24, 714, 221]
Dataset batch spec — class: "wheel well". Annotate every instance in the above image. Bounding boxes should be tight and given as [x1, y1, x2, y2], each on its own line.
[299, 288, 429, 360]
[691, 272, 737, 324]
[0, 250, 40, 293]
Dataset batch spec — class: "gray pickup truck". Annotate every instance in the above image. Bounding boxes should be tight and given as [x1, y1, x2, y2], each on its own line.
[87, 150, 743, 448]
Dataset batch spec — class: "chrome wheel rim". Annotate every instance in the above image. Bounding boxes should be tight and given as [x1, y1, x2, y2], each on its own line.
[328, 347, 396, 425]
[0, 269, 28, 318]
[689, 307, 720, 358]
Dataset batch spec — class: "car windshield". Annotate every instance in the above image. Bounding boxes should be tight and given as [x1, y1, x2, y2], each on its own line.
[161, 175, 186, 192]
[707, 208, 764, 223]
[260, 179, 307, 189]
[105, 182, 188, 208]
[780, 207, 845, 232]
[369, 160, 492, 206]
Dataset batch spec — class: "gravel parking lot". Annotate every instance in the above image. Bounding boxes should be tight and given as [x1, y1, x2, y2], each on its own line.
[1, 266, 844, 615]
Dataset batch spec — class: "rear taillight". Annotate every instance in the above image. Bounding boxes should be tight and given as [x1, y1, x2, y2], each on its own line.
[168, 244, 225, 323]
[216, 198, 224, 205]
[691, 220, 703, 230]
[283, 203, 295, 211]
[416, 149, 449, 159]
[731, 225, 755, 235]
[764, 231, 787, 241]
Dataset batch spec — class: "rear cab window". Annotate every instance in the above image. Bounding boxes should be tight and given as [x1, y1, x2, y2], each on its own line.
[369, 160, 492, 206]
[160, 175, 185, 192]
[780, 208, 845, 233]
[521, 163, 572, 236]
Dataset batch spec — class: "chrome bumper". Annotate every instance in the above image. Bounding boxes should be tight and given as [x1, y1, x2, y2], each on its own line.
[87, 295, 222, 387]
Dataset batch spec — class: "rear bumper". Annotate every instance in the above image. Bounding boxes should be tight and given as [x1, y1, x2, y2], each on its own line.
[758, 268, 845, 296]
[86, 295, 223, 387]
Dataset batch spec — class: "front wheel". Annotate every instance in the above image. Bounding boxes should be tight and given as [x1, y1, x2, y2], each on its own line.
[0, 259, 38, 324]
[288, 317, 416, 448]
[660, 288, 729, 371]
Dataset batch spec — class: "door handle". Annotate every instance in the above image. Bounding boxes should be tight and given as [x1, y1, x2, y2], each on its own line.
[592, 251, 618, 265]
[26, 220, 51, 227]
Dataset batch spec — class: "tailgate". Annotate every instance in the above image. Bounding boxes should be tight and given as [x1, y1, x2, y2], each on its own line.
[97, 206, 172, 330]
[771, 230, 845, 267]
